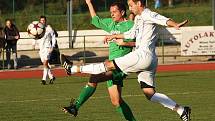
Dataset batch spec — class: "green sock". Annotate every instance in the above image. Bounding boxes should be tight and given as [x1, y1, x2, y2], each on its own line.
[75, 85, 96, 110]
[116, 101, 136, 121]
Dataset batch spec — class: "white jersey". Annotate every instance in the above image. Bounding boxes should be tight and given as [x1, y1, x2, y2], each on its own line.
[123, 8, 169, 54]
[115, 8, 170, 86]
[38, 25, 56, 62]
[39, 25, 56, 50]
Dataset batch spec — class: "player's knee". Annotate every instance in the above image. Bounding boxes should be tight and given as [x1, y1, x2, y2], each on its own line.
[143, 92, 153, 100]
[104, 60, 110, 66]
[140, 82, 155, 100]
[143, 89, 155, 100]
[43, 60, 49, 67]
[89, 74, 102, 83]
[104, 60, 114, 71]
[87, 82, 97, 87]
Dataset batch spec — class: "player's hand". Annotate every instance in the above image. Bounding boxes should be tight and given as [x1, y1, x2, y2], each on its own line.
[15, 36, 19, 39]
[114, 39, 125, 46]
[129, 13, 135, 21]
[85, 0, 92, 4]
[48, 48, 53, 53]
[103, 35, 115, 44]
[175, 19, 188, 30]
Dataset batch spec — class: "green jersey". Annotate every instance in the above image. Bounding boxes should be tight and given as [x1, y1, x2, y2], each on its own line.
[91, 16, 134, 60]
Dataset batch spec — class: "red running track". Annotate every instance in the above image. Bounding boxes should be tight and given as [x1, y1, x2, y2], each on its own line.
[0, 63, 214, 80]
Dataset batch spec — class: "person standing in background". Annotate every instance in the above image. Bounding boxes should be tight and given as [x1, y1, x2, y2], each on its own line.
[0, 23, 5, 65]
[4, 19, 20, 69]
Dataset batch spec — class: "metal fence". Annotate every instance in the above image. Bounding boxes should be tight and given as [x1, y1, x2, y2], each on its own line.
[0, 33, 213, 70]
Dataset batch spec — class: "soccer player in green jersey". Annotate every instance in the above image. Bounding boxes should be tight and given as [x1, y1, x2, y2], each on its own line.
[62, 0, 136, 121]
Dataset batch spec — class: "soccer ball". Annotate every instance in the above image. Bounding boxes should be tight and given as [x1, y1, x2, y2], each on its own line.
[27, 21, 45, 39]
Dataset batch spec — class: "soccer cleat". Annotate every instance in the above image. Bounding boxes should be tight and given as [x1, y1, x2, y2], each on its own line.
[60, 54, 73, 75]
[49, 77, 56, 84]
[62, 99, 78, 117]
[180, 106, 191, 121]
[41, 80, 46, 85]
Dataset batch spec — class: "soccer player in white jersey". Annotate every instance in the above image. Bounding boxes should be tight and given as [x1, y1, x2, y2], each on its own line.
[39, 16, 56, 85]
[61, 0, 190, 120]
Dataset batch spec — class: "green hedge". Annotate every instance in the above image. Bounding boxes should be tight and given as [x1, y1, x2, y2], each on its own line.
[0, 2, 212, 31]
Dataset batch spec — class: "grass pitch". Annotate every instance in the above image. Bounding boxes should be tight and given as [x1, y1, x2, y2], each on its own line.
[0, 70, 215, 121]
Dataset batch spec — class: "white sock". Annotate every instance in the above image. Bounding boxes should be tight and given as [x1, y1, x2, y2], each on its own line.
[79, 63, 107, 74]
[70, 65, 78, 73]
[42, 68, 48, 80]
[177, 106, 184, 116]
[48, 68, 54, 79]
[150, 93, 183, 115]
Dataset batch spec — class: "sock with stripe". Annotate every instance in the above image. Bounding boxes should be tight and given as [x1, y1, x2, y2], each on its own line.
[75, 84, 96, 110]
[71, 63, 107, 74]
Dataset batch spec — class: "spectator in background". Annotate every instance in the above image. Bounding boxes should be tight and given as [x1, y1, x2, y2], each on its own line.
[154, 0, 161, 9]
[0, 23, 5, 65]
[4, 19, 20, 69]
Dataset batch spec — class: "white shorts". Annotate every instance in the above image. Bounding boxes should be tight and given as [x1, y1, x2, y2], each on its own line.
[114, 50, 157, 87]
[39, 48, 51, 62]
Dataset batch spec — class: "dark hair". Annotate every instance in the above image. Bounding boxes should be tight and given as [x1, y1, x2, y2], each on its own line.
[5, 19, 12, 23]
[40, 15, 47, 21]
[5, 18, 15, 27]
[131, 0, 146, 6]
[110, 2, 127, 17]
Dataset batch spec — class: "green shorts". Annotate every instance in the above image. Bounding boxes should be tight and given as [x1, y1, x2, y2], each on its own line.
[106, 70, 127, 88]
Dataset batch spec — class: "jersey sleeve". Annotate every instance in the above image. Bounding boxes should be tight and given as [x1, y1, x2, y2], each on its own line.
[144, 9, 170, 26]
[91, 16, 112, 32]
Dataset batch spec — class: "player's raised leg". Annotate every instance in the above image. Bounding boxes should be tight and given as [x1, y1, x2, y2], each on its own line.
[61, 54, 115, 75]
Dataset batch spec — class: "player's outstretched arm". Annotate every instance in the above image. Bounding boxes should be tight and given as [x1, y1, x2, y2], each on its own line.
[167, 19, 188, 30]
[114, 39, 136, 47]
[103, 34, 124, 44]
[85, 0, 96, 17]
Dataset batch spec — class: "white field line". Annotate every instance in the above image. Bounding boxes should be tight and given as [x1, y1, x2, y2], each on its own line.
[0, 91, 213, 104]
